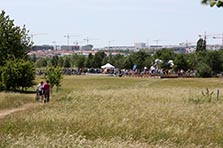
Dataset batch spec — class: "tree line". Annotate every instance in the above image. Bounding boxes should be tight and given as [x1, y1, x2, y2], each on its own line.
[31, 46, 223, 78]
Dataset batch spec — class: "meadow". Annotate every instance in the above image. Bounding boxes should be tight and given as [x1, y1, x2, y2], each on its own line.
[1, 76, 223, 147]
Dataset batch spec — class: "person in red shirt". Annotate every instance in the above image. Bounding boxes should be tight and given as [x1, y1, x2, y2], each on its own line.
[43, 80, 50, 103]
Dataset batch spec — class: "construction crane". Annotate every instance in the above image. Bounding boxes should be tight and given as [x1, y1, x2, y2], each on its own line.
[52, 41, 58, 50]
[83, 37, 90, 45]
[108, 40, 115, 49]
[198, 32, 221, 42]
[179, 40, 195, 48]
[64, 34, 81, 46]
[73, 40, 84, 46]
[213, 34, 223, 47]
[83, 37, 98, 45]
[153, 39, 166, 46]
[30, 33, 47, 43]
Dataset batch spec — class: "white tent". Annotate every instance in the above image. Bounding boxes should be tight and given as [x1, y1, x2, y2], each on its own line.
[101, 63, 115, 69]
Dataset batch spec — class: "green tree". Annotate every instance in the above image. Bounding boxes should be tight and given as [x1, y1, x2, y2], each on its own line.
[202, 0, 223, 7]
[92, 51, 106, 68]
[16, 60, 36, 90]
[51, 55, 59, 67]
[30, 54, 37, 62]
[35, 58, 47, 68]
[206, 50, 223, 75]
[0, 11, 35, 91]
[153, 49, 176, 70]
[0, 11, 32, 66]
[76, 55, 86, 68]
[85, 53, 94, 68]
[70, 54, 79, 67]
[63, 57, 71, 68]
[174, 54, 189, 71]
[196, 62, 212, 77]
[123, 56, 133, 69]
[113, 54, 125, 69]
[1, 59, 35, 91]
[129, 50, 149, 70]
[106, 53, 115, 65]
[196, 38, 206, 52]
[58, 57, 64, 67]
[187, 53, 199, 70]
[45, 66, 63, 92]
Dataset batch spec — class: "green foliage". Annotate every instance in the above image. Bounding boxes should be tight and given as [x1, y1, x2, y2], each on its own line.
[189, 88, 215, 104]
[75, 55, 85, 68]
[1, 59, 35, 91]
[202, 0, 223, 7]
[63, 57, 71, 68]
[153, 49, 176, 70]
[92, 51, 106, 68]
[196, 61, 212, 77]
[51, 55, 59, 67]
[173, 54, 189, 71]
[207, 51, 223, 74]
[196, 38, 206, 52]
[45, 66, 63, 92]
[201, 88, 214, 102]
[29, 54, 37, 62]
[123, 56, 133, 69]
[32, 47, 223, 77]
[129, 50, 151, 70]
[112, 54, 125, 69]
[84, 53, 94, 68]
[187, 53, 199, 70]
[58, 57, 64, 67]
[35, 58, 47, 68]
[0, 11, 35, 91]
[0, 11, 32, 66]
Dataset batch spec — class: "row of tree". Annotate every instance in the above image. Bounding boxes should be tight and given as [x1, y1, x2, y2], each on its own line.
[32, 47, 223, 77]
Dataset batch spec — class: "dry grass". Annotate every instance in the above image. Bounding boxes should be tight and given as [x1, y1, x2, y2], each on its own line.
[1, 76, 223, 147]
[0, 92, 34, 110]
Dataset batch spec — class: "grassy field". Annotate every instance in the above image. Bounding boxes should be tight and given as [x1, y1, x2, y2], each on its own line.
[0, 92, 35, 110]
[1, 76, 223, 147]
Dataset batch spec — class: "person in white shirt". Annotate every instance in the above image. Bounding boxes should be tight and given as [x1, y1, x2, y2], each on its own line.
[36, 81, 44, 102]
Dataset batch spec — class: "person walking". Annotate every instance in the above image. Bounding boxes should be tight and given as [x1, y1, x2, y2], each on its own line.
[36, 81, 44, 102]
[43, 80, 50, 103]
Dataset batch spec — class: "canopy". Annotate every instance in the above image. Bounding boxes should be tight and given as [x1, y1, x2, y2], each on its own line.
[101, 63, 115, 69]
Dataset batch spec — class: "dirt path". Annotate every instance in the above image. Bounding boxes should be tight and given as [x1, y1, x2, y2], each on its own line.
[0, 103, 42, 119]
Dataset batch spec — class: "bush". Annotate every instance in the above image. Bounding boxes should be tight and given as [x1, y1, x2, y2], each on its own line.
[196, 62, 212, 77]
[1, 59, 35, 91]
[45, 66, 63, 92]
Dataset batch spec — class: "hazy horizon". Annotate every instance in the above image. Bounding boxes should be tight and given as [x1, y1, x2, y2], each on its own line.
[1, 0, 223, 48]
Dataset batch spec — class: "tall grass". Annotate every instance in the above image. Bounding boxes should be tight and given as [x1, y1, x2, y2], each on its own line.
[0, 93, 34, 110]
[1, 76, 223, 147]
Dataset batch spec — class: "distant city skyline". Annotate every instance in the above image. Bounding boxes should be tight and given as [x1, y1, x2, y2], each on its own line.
[1, 0, 223, 48]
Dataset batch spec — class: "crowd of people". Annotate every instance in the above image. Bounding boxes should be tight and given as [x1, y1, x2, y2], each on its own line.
[36, 80, 50, 103]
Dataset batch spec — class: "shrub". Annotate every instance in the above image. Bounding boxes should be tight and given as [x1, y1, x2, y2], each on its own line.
[196, 62, 212, 77]
[1, 59, 35, 91]
[45, 66, 63, 92]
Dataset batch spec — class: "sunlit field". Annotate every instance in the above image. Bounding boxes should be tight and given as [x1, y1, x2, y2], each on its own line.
[1, 76, 223, 147]
[0, 93, 35, 110]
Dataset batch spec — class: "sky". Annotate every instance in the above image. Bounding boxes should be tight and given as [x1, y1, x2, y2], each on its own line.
[1, 0, 223, 48]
